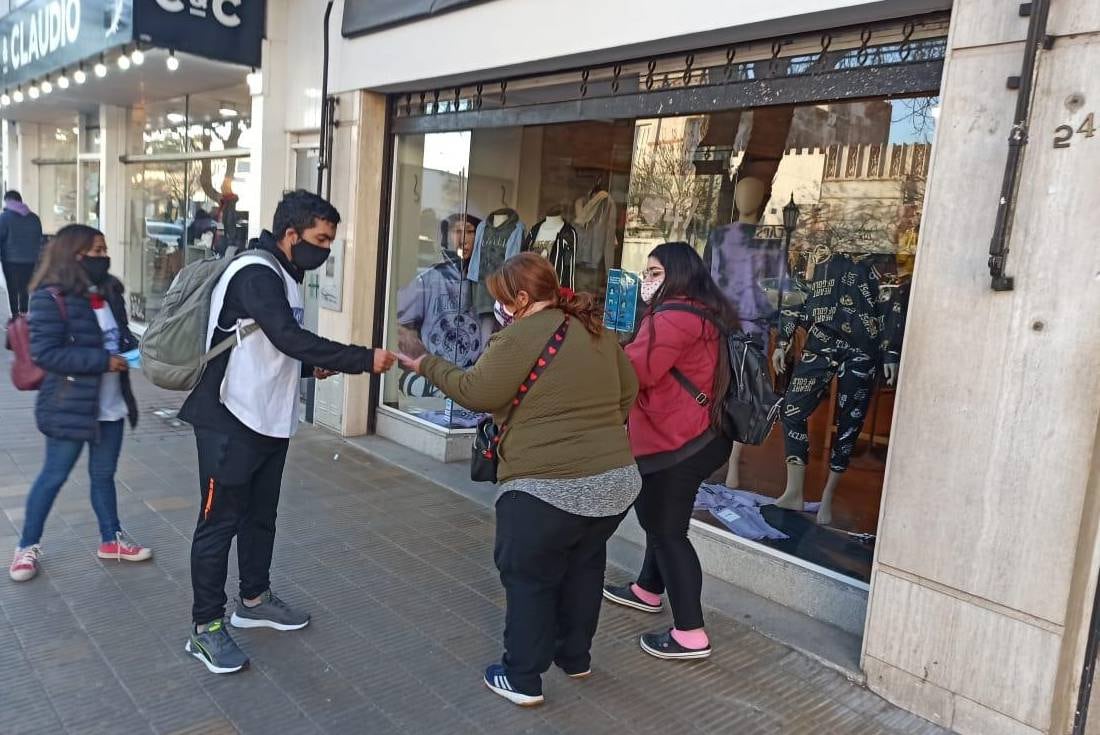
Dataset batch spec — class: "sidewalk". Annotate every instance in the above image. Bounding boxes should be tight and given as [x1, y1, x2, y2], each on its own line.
[0, 363, 948, 735]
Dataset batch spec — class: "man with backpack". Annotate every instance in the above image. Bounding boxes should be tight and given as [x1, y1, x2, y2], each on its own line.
[0, 190, 44, 319]
[176, 190, 396, 674]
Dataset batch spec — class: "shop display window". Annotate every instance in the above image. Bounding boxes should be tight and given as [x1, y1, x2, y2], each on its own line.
[383, 95, 937, 582]
[124, 85, 252, 324]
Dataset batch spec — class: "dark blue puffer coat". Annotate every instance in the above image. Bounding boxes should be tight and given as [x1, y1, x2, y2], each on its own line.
[29, 277, 139, 442]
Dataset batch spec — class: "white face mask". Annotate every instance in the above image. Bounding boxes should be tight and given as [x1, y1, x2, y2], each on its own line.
[640, 277, 664, 304]
[493, 301, 514, 327]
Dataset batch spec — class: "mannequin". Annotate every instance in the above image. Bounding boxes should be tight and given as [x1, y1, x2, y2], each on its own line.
[525, 212, 578, 288]
[529, 215, 565, 257]
[721, 177, 769, 490]
[469, 208, 525, 342]
[574, 185, 618, 293]
[770, 251, 899, 525]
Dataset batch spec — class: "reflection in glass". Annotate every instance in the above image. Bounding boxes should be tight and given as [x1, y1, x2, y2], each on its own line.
[619, 97, 937, 582]
[124, 85, 253, 323]
[387, 132, 485, 428]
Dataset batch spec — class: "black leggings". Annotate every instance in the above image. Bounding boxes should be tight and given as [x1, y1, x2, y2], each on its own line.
[633, 434, 732, 631]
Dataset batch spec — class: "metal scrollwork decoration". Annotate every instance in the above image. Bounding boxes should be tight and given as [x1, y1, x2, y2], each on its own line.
[769, 40, 783, 75]
[645, 59, 657, 90]
[454, 86, 461, 112]
[611, 64, 622, 94]
[418, 91, 426, 115]
[899, 22, 915, 61]
[816, 33, 833, 71]
[580, 69, 590, 97]
[724, 46, 736, 81]
[857, 27, 873, 65]
[683, 54, 695, 86]
[432, 89, 440, 114]
[404, 93, 412, 117]
[475, 83, 483, 110]
[500, 80, 508, 106]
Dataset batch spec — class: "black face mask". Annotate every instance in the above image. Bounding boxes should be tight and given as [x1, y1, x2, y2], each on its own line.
[291, 239, 331, 271]
[81, 256, 111, 285]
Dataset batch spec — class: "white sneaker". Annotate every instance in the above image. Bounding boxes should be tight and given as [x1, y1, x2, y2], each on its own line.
[9, 545, 41, 582]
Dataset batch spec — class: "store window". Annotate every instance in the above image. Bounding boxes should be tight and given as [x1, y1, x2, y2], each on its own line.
[383, 93, 937, 583]
[125, 85, 252, 323]
[37, 121, 79, 235]
[385, 122, 633, 428]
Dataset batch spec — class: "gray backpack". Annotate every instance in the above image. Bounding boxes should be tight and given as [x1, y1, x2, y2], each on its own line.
[140, 247, 280, 391]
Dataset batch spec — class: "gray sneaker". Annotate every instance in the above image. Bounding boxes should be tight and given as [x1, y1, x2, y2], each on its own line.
[186, 619, 250, 674]
[230, 590, 310, 632]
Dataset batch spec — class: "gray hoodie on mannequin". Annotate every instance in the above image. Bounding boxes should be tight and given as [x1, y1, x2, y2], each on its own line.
[574, 190, 617, 269]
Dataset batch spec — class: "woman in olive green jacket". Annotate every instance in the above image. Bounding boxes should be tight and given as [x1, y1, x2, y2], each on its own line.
[400, 252, 639, 707]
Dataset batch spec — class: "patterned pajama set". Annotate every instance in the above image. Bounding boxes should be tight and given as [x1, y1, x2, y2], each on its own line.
[778, 254, 900, 473]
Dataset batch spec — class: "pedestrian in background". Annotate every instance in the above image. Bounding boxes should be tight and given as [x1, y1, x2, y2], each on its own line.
[0, 190, 44, 319]
[9, 225, 151, 583]
[603, 241, 734, 661]
[400, 252, 640, 707]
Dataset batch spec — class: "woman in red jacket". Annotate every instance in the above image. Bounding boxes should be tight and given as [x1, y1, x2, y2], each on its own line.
[603, 241, 735, 660]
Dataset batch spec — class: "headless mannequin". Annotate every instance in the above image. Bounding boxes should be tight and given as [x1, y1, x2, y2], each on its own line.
[770, 255, 899, 526]
[531, 215, 565, 258]
[492, 212, 512, 228]
[724, 177, 768, 490]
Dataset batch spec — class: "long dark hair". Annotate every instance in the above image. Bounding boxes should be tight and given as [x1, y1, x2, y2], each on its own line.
[488, 252, 604, 337]
[644, 241, 737, 428]
[29, 224, 102, 295]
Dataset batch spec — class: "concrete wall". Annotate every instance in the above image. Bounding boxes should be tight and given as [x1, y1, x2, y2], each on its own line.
[862, 2, 1100, 733]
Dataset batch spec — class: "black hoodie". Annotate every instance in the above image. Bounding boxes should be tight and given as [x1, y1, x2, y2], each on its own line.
[179, 230, 374, 442]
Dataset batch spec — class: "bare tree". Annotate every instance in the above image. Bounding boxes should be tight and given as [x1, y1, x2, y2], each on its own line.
[629, 133, 711, 241]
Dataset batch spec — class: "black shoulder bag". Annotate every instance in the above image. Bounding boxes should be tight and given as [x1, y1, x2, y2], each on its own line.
[471, 318, 570, 483]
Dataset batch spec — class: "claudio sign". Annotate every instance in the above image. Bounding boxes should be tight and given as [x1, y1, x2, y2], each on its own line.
[0, 0, 132, 89]
[3, 0, 81, 73]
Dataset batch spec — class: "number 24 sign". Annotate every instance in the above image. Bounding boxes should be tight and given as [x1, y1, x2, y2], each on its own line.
[1054, 113, 1095, 149]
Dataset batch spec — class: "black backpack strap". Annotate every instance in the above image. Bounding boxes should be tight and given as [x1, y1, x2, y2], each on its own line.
[670, 367, 710, 406]
[654, 303, 719, 407]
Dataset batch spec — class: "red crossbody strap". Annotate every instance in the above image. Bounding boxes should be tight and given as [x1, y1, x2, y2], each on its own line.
[495, 317, 569, 444]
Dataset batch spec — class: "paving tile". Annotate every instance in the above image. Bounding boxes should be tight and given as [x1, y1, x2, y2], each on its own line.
[0, 367, 947, 735]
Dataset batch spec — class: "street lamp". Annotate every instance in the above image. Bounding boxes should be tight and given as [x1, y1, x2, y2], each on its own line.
[775, 193, 801, 324]
[783, 192, 801, 235]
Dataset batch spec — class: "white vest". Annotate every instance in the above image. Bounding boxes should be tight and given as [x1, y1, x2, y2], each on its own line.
[207, 253, 304, 438]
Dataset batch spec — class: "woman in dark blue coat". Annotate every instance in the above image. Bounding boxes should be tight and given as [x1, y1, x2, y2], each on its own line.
[9, 225, 153, 583]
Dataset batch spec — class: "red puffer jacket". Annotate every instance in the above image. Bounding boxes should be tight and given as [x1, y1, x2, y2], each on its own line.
[625, 299, 720, 459]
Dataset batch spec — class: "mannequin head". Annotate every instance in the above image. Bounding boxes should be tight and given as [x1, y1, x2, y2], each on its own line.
[734, 177, 767, 224]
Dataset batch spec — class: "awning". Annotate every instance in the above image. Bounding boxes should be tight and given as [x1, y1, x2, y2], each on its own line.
[341, 0, 492, 38]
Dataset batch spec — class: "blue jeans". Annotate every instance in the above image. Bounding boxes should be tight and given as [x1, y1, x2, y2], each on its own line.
[20, 420, 126, 547]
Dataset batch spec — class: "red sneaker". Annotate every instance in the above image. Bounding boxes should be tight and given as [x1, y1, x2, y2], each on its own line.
[9, 545, 41, 582]
[97, 531, 153, 562]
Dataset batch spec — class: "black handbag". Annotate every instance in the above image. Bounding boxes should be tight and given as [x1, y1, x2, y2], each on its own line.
[470, 318, 570, 483]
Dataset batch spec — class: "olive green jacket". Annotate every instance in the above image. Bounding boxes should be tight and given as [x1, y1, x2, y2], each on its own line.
[421, 309, 638, 484]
